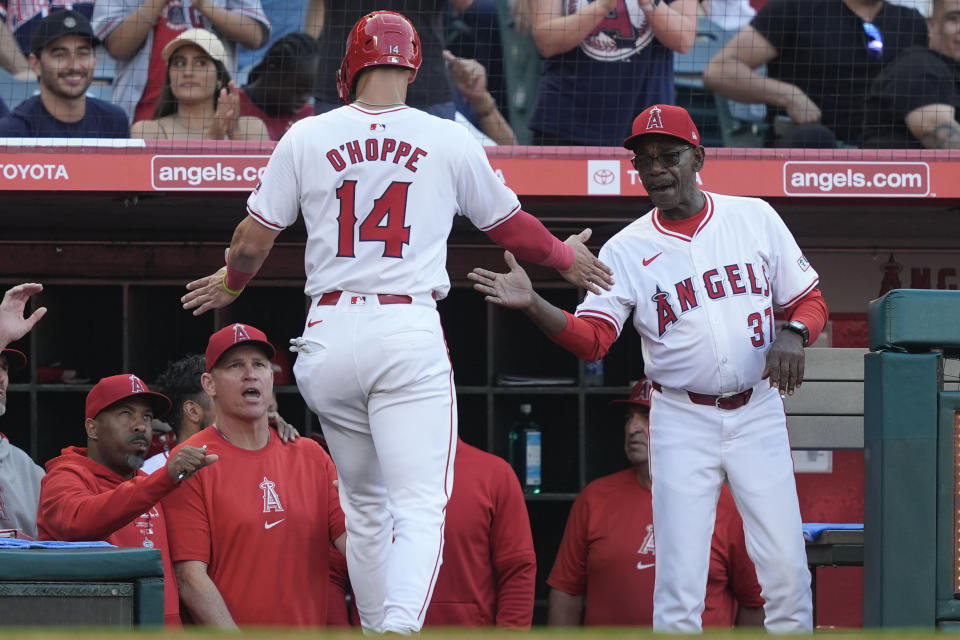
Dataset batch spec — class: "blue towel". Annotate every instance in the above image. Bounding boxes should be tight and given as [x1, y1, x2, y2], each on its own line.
[0, 539, 115, 549]
[802, 523, 863, 542]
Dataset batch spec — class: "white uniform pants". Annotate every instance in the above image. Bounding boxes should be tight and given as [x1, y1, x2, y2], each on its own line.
[293, 292, 456, 634]
[649, 382, 812, 632]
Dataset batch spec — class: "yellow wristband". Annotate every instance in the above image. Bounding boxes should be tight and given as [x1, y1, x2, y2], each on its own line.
[222, 275, 244, 296]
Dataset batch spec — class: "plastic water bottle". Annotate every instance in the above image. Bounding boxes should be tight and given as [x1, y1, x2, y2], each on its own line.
[584, 359, 605, 386]
[508, 403, 542, 494]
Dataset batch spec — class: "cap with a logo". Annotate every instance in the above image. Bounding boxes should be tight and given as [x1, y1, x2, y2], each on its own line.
[610, 378, 653, 409]
[206, 323, 277, 372]
[31, 10, 99, 54]
[85, 374, 171, 421]
[0, 349, 26, 371]
[622, 104, 701, 150]
[161, 28, 228, 67]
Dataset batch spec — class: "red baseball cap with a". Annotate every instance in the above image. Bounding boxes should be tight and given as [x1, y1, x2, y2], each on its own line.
[85, 374, 171, 420]
[205, 323, 276, 372]
[0, 348, 26, 371]
[623, 104, 701, 150]
[610, 378, 653, 410]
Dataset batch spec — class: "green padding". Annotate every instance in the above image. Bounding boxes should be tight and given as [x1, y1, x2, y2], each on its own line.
[0, 548, 162, 580]
[864, 352, 940, 440]
[135, 577, 165, 627]
[869, 289, 960, 352]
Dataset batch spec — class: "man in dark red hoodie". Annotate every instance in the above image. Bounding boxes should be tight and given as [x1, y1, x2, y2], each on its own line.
[37, 373, 217, 627]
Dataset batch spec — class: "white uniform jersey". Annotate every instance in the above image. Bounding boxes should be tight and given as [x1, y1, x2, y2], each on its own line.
[246, 104, 521, 301]
[577, 192, 818, 395]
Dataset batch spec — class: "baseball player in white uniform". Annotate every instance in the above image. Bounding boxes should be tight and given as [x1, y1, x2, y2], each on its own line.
[469, 104, 829, 632]
[181, 11, 612, 634]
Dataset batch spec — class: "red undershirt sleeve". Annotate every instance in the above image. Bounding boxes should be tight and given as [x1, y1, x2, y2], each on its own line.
[783, 288, 828, 344]
[484, 210, 574, 270]
[547, 311, 618, 362]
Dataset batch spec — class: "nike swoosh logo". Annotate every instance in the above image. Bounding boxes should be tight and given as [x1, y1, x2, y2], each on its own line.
[637, 562, 655, 570]
[642, 253, 663, 266]
[264, 519, 285, 529]
[307, 319, 323, 327]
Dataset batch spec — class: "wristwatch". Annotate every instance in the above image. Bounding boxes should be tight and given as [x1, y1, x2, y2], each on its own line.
[639, 0, 661, 11]
[782, 320, 810, 347]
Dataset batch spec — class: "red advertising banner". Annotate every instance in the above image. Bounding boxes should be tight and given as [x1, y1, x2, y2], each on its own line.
[0, 143, 957, 198]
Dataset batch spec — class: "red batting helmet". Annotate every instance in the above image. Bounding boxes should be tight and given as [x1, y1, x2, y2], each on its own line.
[336, 11, 422, 104]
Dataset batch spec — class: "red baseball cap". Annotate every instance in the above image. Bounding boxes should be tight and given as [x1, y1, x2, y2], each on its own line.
[0, 349, 26, 371]
[623, 104, 701, 150]
[206, 323, 276, 372]
[85, 374, 171, 420]
[610, 378, 653, 409]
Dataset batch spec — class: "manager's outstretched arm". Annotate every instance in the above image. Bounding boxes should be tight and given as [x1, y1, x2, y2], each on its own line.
[182, 217, 281, 316]
[469, 251, 567, 336]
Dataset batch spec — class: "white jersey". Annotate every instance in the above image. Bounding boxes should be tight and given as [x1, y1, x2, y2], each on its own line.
[246, 104, 521, 301]
[577, 192, 818, 395]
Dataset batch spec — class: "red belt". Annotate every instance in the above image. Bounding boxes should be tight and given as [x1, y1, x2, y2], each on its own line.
[317, 291, 413, 306]
[651, 381, 753, 410]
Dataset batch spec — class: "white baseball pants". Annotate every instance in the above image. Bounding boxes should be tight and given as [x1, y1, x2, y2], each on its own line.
[648, 382, 812, 632]
[293, 292, 456, 634]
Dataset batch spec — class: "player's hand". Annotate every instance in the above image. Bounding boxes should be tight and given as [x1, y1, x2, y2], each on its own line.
[167, 445, 218, 484]
[559, 229, 614, 295]
[785, 92, 821, 125]
[0, 283, 47, 349]
[182, 265, 239, 316]
[468, 251, 536, 309]
[762, 330, 805, 396]
[269, 411, 300, 443]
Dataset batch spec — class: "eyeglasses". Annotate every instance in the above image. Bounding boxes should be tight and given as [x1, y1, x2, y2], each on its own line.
[631, 146, 693, 172]
[863, 22, 883, 61]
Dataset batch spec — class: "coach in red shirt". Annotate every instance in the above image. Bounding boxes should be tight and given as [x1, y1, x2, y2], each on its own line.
[424, 438, 537, 628]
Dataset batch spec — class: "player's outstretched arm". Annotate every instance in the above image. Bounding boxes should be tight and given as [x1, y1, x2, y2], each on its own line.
[182, 217, 280, 316]
[0, 282, 47, 349]
[558, 229, 614, 295]
[469, 251, 568, 336]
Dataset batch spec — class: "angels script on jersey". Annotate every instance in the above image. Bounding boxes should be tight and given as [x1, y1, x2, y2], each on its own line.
[326, 138, 429, 174]
[652, 262, 771, 337]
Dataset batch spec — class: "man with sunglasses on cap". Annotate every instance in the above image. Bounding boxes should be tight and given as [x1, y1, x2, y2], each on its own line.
[0, 9, 128, 137]
[703, 0, 926, 148]
[0, 283, 47, 539]
[471, 104, 829, 632]
[547, 379, 763, 628]
[161, 323, 346, 627]
[37, 373, 216, 626]
[0, 346, 44, 540]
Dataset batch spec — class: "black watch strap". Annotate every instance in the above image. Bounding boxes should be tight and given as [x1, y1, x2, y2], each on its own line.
[783, 321, 810, 347]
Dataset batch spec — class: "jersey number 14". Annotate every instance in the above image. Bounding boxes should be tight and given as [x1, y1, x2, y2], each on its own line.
[336, 180, 412, 259]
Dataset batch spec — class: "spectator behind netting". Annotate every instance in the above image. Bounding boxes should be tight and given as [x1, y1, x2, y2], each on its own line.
[92, 0, 269, 124]
[525, 0, 698, 147]
[862, 0, 960, 148]
[130, 28, 267, 141]
[1, 1, 94, 60]
[235, 0, 323, 82]
[238, 31, 317, 141]
[0, 10, 129, 137]
[703, 0, 928, 148]
[312, 1, 474, 119]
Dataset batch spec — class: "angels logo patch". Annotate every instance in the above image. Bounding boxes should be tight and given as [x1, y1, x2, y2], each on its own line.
[565, 0, 654, 61]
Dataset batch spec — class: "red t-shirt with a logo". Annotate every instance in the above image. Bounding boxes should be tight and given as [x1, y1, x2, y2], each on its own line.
[547, 469, 763, 626]
[162, 427, 345, 626]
